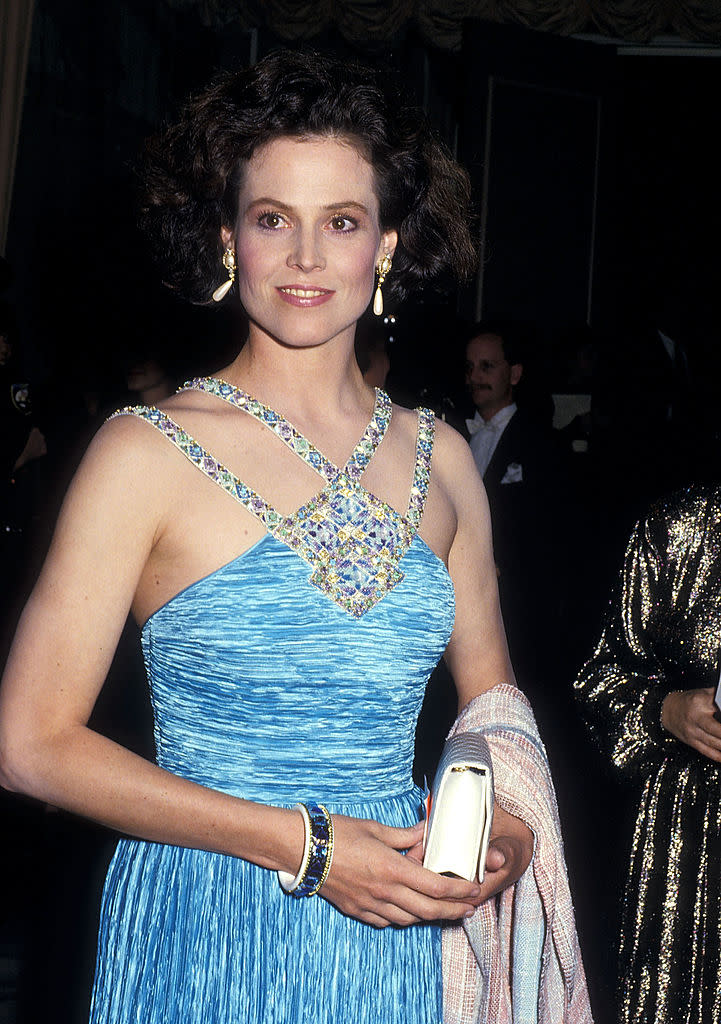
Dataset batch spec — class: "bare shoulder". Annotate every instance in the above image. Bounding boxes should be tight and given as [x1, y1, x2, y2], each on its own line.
[154, 386, 214, 416]
[387, 405, 482, 510]
[54, 410, 181, 556]
[388, 401, 420, 432]
[82, 408, 178, 484]
[389, 404, 473, 463]
[13, 409, 183, 646]
[432, 417, 475, 464]
[386, 401, 428, 459]
[430, 417, 482, 499]
[150, 383, 258, 449]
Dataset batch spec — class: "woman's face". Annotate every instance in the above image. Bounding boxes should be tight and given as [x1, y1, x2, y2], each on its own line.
[222, 135, 397, 351]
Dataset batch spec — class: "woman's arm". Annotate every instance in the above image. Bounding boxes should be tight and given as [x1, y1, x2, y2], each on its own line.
[574, 509, 691, 775]
[0, 415, 482, 928]
[431, 423, 533, 898]
[0, 416, 300, 862]
[440, 431, 516, 709]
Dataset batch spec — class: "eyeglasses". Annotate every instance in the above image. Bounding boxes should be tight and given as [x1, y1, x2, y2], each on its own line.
[465, 360, 507, 373]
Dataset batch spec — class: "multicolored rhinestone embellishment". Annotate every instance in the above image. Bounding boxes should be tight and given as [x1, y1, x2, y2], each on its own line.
[110, 378, 434, 618]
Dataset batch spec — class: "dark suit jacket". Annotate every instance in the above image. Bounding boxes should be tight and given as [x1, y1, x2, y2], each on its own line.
[482, 408, 574, 687]
[483, 409, 567, 563]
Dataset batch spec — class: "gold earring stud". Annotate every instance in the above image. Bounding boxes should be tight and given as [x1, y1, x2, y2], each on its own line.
[373, 253, 393, 316]
[212, 247, 236, 302]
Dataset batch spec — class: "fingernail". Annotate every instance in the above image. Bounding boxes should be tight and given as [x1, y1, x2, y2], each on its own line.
[464, 909, 475, 919]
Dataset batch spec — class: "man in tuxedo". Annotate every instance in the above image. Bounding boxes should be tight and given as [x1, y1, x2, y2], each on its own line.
[465, 325, 524, 481]
[462, 325, 615, 1012]
[464, 323, 574, 698]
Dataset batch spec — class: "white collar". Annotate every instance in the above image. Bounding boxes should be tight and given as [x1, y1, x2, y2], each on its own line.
[466, 403, 517, 436]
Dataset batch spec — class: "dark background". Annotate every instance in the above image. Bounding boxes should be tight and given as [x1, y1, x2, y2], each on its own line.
[1, 5, 720, 1023]
[5, 3, 721, 406]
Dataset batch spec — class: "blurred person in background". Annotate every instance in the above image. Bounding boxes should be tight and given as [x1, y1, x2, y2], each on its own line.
[576, 483, 721, 1024]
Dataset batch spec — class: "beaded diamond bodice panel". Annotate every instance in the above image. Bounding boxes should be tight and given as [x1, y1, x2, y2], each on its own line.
[111, 378, 435, 618]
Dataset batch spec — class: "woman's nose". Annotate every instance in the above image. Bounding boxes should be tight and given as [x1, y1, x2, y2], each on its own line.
[286, 229, 325, 272]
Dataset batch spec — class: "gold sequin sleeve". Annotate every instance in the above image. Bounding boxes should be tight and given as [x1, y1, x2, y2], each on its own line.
[574, 486, 721, 778]
[575, 485, 721, 1022]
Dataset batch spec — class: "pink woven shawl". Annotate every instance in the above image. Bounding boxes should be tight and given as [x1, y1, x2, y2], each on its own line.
[441, 684, 594, 1023]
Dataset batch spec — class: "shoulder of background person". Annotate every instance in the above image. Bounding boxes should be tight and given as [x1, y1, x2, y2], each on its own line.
[644, 482, 721, 547]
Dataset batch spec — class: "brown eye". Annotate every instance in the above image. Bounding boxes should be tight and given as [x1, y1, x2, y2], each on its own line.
[329, 215, 356, 232]
[258, 212, 285, 229]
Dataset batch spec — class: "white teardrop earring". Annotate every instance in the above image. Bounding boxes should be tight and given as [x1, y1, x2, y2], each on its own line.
[212, 247, 236, 302]
[373, 253, 393, 316]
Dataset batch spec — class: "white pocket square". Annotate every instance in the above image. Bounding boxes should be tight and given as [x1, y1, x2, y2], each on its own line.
[500, 462, 523, 484]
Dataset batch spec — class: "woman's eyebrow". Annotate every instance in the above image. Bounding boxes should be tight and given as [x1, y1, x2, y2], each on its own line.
[321, 201, 370, 213]
[244, 198, 370, 214]
[245, 196, 291, 211]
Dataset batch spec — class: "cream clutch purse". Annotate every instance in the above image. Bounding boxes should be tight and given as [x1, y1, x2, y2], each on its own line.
[422, 733, 494, 883]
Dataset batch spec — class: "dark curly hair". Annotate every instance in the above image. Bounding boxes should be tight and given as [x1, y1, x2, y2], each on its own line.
[138, 49, 476, 306]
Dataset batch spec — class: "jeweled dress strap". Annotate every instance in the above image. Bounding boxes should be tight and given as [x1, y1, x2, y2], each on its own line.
[406, 407, 435, 531]
[342, 389, 393, 483]
[179, 376, 338, 483]
[107, 398, 431, 620]
[108, 405, 286, 533]
[178, 377, 392, 486]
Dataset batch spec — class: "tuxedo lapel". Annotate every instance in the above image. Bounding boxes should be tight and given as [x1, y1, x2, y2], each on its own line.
[483, 409, 521, 488]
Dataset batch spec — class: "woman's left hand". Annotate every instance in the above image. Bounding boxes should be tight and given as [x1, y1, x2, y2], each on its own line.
[478, 804, 533, 900]
[660, 687, 721, 762]
[406, 803, 533, 901]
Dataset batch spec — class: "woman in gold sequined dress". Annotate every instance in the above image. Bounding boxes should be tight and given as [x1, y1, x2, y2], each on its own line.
[576, 483, 721, 1024]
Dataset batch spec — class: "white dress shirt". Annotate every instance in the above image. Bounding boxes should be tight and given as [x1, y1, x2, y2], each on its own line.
[466, 403, 517, 477]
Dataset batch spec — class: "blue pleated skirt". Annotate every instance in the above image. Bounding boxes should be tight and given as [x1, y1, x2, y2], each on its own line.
[90, 791, 443, 1024]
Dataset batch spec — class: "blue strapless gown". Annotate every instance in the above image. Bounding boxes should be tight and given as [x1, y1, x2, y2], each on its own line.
[89, 532, 455, 1023]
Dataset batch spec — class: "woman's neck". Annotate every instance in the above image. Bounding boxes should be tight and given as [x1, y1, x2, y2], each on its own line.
[219, 325, 373, 421]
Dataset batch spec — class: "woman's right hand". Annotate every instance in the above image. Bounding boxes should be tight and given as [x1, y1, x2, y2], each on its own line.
[319, 815, 481, 928]
[661, 687, 721, 762]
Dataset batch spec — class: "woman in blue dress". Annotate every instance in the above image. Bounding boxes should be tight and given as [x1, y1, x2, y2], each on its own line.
[0, 51, 535, 1022]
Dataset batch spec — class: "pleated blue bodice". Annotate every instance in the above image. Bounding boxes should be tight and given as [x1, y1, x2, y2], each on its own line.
[90, 382, 456, 1024]
[144, 531, 454, 806]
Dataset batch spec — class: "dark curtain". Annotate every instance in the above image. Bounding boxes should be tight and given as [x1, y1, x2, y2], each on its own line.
[0, 0, 35, 253]
[163, 0, 721, 45]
